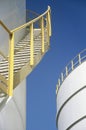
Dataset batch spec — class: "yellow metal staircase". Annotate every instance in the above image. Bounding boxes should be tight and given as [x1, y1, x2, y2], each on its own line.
[0, 6, 51, 97]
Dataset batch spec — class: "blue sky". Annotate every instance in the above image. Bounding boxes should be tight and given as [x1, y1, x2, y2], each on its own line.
[26, 0, 86, 130]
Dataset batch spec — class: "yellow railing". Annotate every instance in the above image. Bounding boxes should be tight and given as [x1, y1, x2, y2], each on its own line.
[0, 6, 51, 97]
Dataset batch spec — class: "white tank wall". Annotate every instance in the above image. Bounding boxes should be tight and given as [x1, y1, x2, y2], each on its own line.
[0, 0, 26, 55]
[56, 61, 86, 130]
[0, 0, 26, 130]
[0, 79, 26, 130]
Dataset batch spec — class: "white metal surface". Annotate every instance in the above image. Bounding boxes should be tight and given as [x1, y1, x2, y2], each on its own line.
[56, 50, 86, 130]
[0, 0, 26, 130]
[56, 49, 86, 93]
[0, 80, 26, 130]
[0, 0, 26, 55]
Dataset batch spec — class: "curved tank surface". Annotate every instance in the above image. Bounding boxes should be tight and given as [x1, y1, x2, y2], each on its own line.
[0, 1, 52, 130]
[0, 80, 26, 130]
[0, 0, 26, 130]
[56, 49, 86, 130]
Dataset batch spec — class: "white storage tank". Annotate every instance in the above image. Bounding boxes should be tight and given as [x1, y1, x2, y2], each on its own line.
[56, 49, 86, 130]
[0, 0, 26, 130]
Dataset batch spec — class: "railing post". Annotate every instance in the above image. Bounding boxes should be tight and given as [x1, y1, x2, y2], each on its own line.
[8, 33, 14, 96]
[66, 67, 68, 76]
[48, 6, 51, 37]
[41, 17, 44, 53]
[78, 54, 81, 64]
[58, 79, 61, 87]
[30, 23, 34, 66]
[71, 60, 74, 70]
[46, 8, 51, 46]
[46, 13, 50, 45]
[56, 85, 58, 94]
[61, 73, 63, 82]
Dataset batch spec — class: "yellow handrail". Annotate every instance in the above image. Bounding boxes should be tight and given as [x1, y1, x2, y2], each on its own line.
[8, 33, 14, 96]
[11, 6, 51, 33]
[0, 6, 51, 96]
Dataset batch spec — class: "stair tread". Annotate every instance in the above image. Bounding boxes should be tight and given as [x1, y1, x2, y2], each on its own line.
[0, 29, 48, 80]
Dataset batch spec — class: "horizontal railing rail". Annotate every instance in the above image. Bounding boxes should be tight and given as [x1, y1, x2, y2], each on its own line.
[26, 9, 47, 28]
[11, 6, 51, 33]
[56, 49, 86, 93]
[0, 6, 51, 96]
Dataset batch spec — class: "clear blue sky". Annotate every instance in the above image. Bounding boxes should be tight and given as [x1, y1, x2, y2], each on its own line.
[26, 0, 86, 130]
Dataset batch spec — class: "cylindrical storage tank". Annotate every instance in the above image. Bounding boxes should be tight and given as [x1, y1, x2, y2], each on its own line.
[0, 0, 26, 130]
[0, 80, 26, 130]
[56, 49, 86, 130]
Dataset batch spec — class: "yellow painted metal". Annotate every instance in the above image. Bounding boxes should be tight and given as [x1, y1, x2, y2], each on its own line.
[11, 6, 51, 33]
[30, 23, 34, 66]
[41, 17, 44, 53]
[46, 13, 50, 45]
[8, 33, 14, 96]
[48, 7, 51, 36]
[0, 6, 51, 96]
[46, 7, 51, 45]
[46, 6, 52, 46]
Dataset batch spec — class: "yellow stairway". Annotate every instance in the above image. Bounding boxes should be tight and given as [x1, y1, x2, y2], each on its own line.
[0, 6, 51, 97]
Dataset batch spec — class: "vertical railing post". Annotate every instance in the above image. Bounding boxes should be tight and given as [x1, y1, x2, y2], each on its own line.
[56, 85, 58, 94]
[48, 6, 51, 37]
[46, 7, 51, 46]
[71, 60, 74, 70]
[30, 23, 34, 66]
[78, 54, 81, 64]
[41, 17, 44, 53]
[66, 67, 68, 76]
[8, 33, 14, 96]
[61, 73, 63, 82]
[58, 79, 60, 87]
[46, 13, 50, 45]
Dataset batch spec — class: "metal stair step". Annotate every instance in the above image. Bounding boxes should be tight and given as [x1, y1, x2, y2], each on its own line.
[0, 28, 48, 83]
[14, 58, 29, 63]
[14, 56, 30, 61]
[15, 48, 41, 54]
[0, 62, 25, 72]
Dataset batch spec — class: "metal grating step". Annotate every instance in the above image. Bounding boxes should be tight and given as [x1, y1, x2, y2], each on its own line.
[0, 29, 48, 90]
[0, 29, 46, 79]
